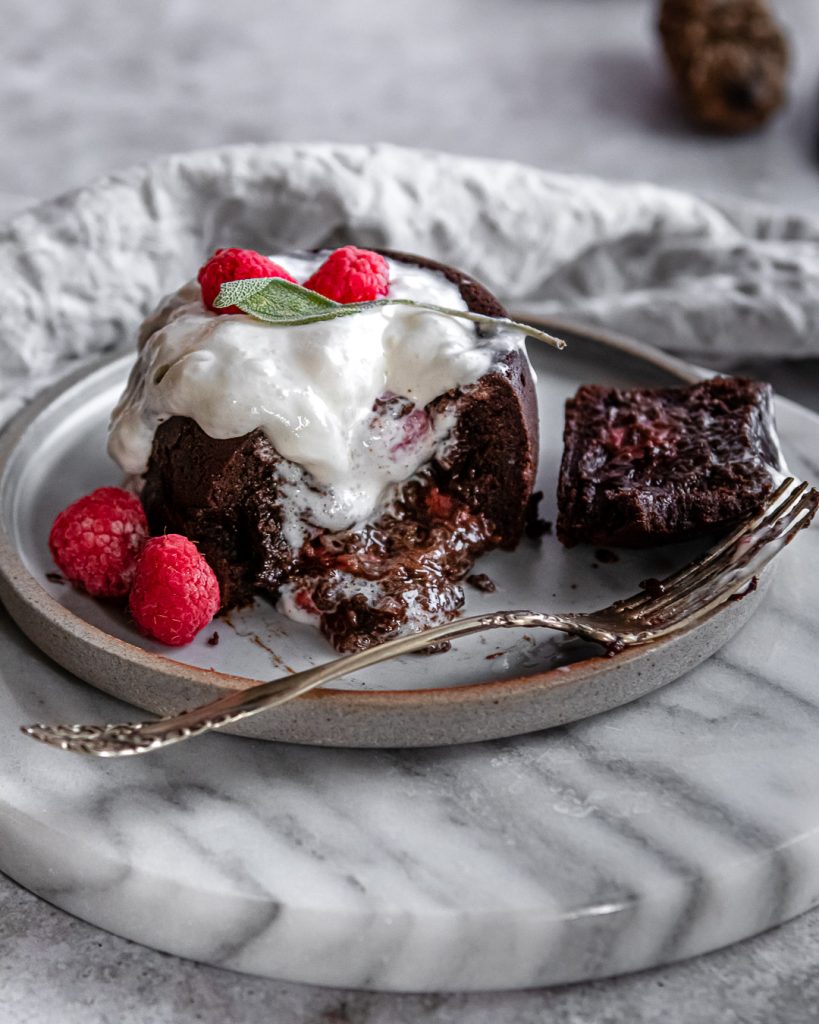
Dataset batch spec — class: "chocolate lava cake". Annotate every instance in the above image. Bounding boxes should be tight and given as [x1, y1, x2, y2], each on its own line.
[557, 377, 786, 548]
[119, 250, 539, 652]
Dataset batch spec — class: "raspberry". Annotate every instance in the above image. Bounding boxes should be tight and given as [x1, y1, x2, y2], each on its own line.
[198, 248, 296, 314]
[424, 487, 455, 522]
[303, 246, 390, 304]
[49, 488, 148, 598]
[294, 588, 320, 616]
[129, 535, 220, 646]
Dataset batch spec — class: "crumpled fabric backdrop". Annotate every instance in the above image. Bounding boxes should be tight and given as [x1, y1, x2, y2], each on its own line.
[1, 141, 818, 429]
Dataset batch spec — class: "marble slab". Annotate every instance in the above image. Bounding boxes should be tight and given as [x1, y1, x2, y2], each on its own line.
[0, 391, 817, 991]
[2, 0, 819, 1015]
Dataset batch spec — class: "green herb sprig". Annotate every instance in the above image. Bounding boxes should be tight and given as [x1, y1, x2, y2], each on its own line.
[214, 278, 566, 350]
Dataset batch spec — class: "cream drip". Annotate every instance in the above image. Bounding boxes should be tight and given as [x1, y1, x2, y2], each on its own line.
[108, 252, 529, 532]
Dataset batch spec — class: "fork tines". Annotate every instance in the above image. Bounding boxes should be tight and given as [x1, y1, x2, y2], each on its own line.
[618, 478, 819, 619]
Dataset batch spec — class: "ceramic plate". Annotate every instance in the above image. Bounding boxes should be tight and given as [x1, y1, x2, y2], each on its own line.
[0, 320, 774, 747]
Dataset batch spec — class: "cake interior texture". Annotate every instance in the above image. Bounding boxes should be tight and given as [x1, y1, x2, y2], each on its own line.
[556, 377, 786, 548]
[137, 251, 539, 651]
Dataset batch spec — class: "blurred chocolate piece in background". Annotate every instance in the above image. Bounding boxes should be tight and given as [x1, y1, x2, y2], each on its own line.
[658, 0, 789, 133]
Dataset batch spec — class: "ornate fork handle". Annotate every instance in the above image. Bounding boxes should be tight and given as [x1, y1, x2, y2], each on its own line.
[23, 611, 590, 756]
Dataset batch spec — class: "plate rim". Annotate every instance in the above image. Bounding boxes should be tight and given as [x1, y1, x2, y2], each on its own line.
[0, 320, 784, 737]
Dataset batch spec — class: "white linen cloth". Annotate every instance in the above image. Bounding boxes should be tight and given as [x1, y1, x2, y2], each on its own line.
[1, 142, 817, 424]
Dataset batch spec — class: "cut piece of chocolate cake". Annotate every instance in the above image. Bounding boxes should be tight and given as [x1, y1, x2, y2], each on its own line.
[121, 249, 540, 652]
[557, 377, 786, 548]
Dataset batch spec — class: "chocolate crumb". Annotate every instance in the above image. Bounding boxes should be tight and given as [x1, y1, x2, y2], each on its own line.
[525, 491, 552, 540]
[640, 577, 666, 597]
[485, 650, 506, 660]
[467, 573, 496, 593]
[729, 576, 759, 602]
[207, 631, 220, 646]
[45, 571, 65, 585]
[594, 548, 619, 564]
[570, 583, 578, 590]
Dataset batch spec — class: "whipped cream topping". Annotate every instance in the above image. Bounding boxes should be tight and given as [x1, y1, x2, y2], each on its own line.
[108, 252, 529, 532]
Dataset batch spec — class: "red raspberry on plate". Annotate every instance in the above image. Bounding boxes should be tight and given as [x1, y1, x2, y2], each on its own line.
[48, 487, 148, 598]
[303, 246, 390, 303]
[129, 535, 220, 646]
[198, 248, 296, 314]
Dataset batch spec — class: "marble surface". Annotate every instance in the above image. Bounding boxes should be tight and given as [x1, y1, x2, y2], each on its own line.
[4, 886, 819, 1024]
[1, 385, 818, 1005]
[1, 0, 819, 1020]
[0, 392, 818, 990]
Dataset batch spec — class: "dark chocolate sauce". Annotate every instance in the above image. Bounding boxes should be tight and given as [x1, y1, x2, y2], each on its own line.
[524, 490, 552, 540]
[291, 481, 496, 653]
[729, 575, 759, 602]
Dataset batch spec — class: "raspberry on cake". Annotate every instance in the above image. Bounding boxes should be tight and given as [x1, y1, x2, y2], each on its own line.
[556, 377, 786, 548]
[303, 245, 390, 303]
[107, 247, 539, 652]
[198, 248, 296, 314]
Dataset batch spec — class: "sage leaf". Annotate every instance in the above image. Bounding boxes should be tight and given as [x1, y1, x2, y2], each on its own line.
[215, 277, 566, 350]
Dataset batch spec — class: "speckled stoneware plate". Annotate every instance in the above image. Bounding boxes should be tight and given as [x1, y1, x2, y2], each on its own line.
[0, 320, 773, 747]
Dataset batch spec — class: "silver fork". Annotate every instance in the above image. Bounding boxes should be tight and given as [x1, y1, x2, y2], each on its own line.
[22, 477, 818, 758]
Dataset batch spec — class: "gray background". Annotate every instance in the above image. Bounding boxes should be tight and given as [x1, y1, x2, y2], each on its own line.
[2, 1, 819, 1021]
